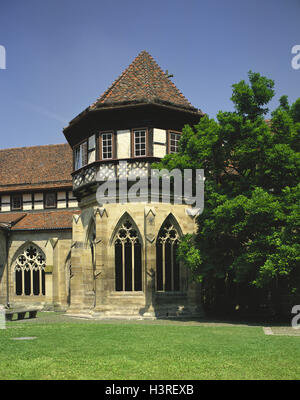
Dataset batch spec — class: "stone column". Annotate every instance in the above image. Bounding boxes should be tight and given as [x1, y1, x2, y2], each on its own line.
[94, 207, 110, 313]
[51, 238, 59, 306]
[67, 214, 86, 313]
[143, 206, 156, 317]
[0, 232, 8, 306]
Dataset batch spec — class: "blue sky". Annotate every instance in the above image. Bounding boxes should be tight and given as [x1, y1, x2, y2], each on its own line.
[0, 0, 299, 149]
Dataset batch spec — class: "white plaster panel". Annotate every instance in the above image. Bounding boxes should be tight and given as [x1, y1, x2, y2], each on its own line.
[153, 144, 167, 158]
[68, 200, 78, 208]
[23, 203, 32, 211]
[34, 193, 43, 201]
[153, 128, 166, 144]
[68, 191, 78, 208]
[1, 195, 10, 212]
[34, 193, 43, 210]
[57, 192, 66, 200]
[57, 192, 66, 209]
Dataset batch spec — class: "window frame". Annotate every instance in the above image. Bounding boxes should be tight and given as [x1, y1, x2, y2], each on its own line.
[101, 131, 114, 160]
[15, 244, 46, 296]
[168, 131, 181, 154]
[73, 139, 88, 171]
[156, 219, 181, 292]
[11, 193, 23, 211]
[88, 134, 96, 164]
[44, 192, 57, 209]
[114, 219, 143, 292]
[132, 128, 148, 158]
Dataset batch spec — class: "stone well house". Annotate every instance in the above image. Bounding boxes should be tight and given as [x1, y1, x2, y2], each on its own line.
[0, 51, 205, 318]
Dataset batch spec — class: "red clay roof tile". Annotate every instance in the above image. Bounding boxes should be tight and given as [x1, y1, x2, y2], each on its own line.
[0, 210, 81, 231]
[0, 144, 73, 193]
[90, 51, 199, 112]
[0, 213, 27, 227]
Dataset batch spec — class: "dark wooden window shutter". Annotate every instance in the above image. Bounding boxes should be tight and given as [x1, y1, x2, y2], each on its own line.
[98, 135, 102, 161]
[82, 141, 88, 166]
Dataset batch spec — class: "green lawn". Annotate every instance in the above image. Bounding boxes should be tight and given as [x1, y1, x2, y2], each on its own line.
[0, 312, 299, 380]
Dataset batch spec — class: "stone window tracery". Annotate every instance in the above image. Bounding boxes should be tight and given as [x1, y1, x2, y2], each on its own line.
[114, 219, 142, 291]
[15, 245, 46, 296]
[156, 219, 180, 292]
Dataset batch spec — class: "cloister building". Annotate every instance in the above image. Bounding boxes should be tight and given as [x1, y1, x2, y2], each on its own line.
[0, 51, 204, 318]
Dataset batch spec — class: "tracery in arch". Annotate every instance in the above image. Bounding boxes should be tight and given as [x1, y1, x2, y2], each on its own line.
[14, 244, 46, 296]
[156, 216, 181, 292]
[114, 218, 142, 292]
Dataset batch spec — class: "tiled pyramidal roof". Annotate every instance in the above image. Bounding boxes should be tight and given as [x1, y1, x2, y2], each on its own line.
[90, 51, 199, 112]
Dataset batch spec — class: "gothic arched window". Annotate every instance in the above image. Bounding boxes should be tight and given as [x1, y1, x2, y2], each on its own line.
[114, 219, 142, 292]
[15, 245, 46, 296]
[156, 218, 180, 292]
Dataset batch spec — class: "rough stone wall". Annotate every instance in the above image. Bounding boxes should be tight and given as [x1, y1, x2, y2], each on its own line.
[0, 230, 7, 304]
[68, 199, 203, 318]
[6, 230, 72, 310]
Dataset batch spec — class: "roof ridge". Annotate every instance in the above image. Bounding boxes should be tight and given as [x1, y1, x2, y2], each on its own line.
[0, 143, 69, 152]
[142, 52, 193, 107]
[141, 51, 155, 100]
[91, 51, 145, 108]
[90, 51, 197, 111]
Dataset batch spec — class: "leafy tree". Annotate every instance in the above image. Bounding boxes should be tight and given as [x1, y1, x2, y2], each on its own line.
[154, 72, 300, 319]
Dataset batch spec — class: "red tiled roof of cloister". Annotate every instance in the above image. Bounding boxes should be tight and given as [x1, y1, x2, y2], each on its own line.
[90, 51, 200, 112]
[0, 213, 27, 227]
[0, 144, 73, 193]
[0, 210, 80, 231]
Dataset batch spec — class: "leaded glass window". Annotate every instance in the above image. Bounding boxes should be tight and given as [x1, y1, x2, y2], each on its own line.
[156, 219, 180, 291]
[15, 245, 46, 296]
[114, 219, 142, 291]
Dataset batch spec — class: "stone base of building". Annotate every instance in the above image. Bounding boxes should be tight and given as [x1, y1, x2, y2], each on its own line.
[65, 302, 204, 321]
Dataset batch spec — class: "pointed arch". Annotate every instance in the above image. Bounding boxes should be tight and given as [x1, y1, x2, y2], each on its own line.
[110, 212, 143, 246]
[112, 212, 143, 292]
[158, 213, 183, 239]
[156, 214, 182, 292]
[13, 241, 46, 296]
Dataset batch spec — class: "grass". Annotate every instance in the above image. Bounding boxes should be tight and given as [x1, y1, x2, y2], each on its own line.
[0, 312, 299, 380]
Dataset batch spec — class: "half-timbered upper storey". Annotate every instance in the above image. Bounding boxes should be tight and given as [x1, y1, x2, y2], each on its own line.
[0, 144, 78, 221]
[63, 51, 204, 193]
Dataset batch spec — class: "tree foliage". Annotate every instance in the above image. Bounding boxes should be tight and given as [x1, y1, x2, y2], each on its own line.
[154, 71, 300, 318]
